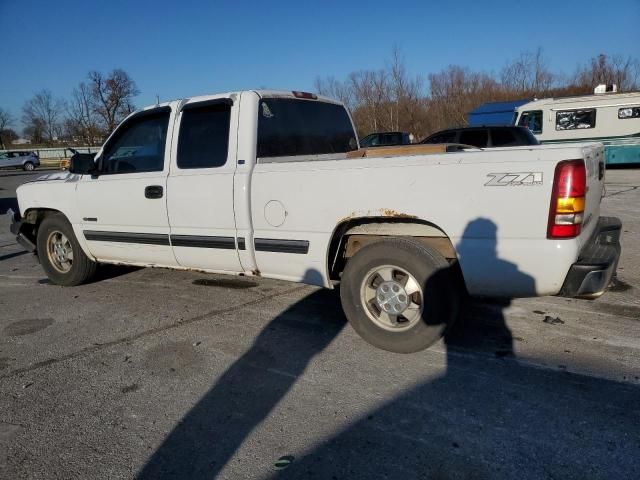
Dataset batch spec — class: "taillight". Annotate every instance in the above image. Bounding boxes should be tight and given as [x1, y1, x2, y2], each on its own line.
[547, 160, 586, 239]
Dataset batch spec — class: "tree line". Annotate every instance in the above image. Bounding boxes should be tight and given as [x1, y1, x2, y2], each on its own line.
[315, 48, 639, 140]
[1, 50, 638, 150]
[0, 68, 139, 149]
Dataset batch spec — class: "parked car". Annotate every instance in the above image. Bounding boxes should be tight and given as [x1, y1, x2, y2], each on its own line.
[11, 90, 620, 353]
[421, 126, 539, 148]
[0, 151, 40, 171]
[360, 131, 411, 148]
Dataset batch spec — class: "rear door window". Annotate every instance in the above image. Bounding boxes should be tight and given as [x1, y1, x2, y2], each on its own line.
[257, 98, 357, 158]
[177, 102, 231, 169]
[459, 129, 489, 148]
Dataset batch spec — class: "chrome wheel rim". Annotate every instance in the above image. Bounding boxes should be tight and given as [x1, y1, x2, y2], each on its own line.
[47, 230, 73, 273]
[360, 265, 423, 331]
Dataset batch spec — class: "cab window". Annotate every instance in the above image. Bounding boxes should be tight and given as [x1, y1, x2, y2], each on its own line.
[177, 102, 231, 169]
[100, 109, 170, 174]
[257, 98, 357, 158]
[518, 110, 543, 134]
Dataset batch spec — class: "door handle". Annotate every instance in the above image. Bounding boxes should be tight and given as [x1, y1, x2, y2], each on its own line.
[145, 185, 163, 199]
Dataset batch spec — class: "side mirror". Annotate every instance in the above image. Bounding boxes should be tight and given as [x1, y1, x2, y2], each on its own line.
[69, 153, 97, 175]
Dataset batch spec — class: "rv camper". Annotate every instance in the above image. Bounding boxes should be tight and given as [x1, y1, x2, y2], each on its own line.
[514, 86, 640, 165]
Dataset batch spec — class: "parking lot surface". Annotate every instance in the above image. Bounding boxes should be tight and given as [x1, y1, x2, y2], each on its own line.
[0, 168, 639, 479]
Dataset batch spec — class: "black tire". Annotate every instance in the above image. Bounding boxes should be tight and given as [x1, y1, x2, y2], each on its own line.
[23, 161, 35, 171]
[340, 237, 460, 353]
[36, 213, 97, 286]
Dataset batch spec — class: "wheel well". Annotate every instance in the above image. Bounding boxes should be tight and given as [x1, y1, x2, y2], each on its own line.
[327, 218, 458, 280]
[20, 208, 64, 248]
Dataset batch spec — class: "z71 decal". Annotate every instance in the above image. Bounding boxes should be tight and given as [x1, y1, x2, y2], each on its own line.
[485, 172, 543, 186]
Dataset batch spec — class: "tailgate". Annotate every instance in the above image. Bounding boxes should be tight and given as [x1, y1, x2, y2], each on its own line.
[581, 143, 606, 241]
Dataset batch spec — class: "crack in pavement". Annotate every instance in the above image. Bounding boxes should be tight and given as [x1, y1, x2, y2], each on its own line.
[603, 185, 639, 198]
[0, 284, 310, 380]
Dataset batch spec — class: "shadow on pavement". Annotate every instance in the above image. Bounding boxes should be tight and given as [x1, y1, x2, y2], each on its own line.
[137, 221, 640, 479]
[279, 221, 638, 479]
[0, 250, 29, 262]
[138, 274, 347, 479]
[90, 264, 142, 283]
[0, 197, 18, 215]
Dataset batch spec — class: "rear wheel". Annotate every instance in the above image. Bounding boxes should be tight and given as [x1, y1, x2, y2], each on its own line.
[340, 237, 460, 353]
[23, 161, 35, 171]
[36, 214, 97, 286]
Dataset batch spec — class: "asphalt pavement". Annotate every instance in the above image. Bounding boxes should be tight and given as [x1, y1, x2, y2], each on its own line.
[0, 167, 639, 479]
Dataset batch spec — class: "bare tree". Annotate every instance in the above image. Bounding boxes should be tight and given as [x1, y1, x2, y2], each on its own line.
[88, 69, 139, 134]
[314, 48, 640, 141]
[314, 76, 354, 111]
[22, 90, 64, 145]
[387, 47, 425, 136]
[0, 108, 14, 149]
[573, 54, 639, 91]
[348, 69, 393, 134]
[66, 82, 103, 145]
[501, 47, 555, 95]
[428, 65, 503, 129]
[0, 128, 18, 147]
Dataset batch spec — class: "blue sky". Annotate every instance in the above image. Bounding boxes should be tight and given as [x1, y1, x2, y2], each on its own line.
[1, 0, 639, 131]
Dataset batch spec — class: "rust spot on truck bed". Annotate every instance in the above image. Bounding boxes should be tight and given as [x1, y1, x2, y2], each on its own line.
[338, 212, 358, 223]
[379, 208, 417, 219]
[338, 209, 417, 223]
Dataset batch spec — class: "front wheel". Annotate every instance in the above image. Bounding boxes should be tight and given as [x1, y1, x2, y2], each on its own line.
[340, 237, 460, 353]
[36, 213, 97, 286]
[23, 161, 35, 171]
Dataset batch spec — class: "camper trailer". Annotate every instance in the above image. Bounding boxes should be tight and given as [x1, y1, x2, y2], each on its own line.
[514, 86, 640, 165]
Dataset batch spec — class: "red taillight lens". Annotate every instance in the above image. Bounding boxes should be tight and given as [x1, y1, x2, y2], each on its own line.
[548, 160, 586, 239]
[556, 160, 586, 197]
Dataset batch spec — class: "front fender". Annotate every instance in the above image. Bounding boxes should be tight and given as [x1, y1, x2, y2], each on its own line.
[15, 177, 95, 260]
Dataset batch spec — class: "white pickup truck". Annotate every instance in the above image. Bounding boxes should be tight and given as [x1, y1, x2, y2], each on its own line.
[10, 90, 622, 352]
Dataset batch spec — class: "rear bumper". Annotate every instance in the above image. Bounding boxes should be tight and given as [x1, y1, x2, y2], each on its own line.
[8, 210, 36, 252]
[558, 216, 622, 298]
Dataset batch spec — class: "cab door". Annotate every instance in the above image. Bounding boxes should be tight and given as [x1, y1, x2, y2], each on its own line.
[166, 97, 243, 273]
[76, 106, 177, 266]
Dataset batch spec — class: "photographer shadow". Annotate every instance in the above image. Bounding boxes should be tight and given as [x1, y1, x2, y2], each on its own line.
[278, 219, 550, 478]
[137, 271, 347, 479]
